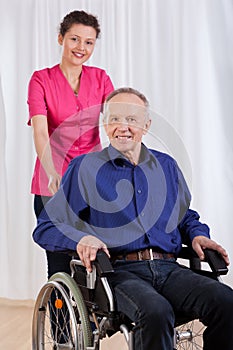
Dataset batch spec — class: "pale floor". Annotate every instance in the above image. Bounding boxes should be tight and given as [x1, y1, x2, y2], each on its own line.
[0, 298, 204, 350]
[0, 298, 127, 350]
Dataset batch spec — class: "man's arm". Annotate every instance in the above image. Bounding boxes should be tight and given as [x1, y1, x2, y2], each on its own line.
[178, 207, 229, 265]
[33, 158, 93, 252]
[179, 209, 210, 242]
[174, 163, 229, 264]
[178, 208, 229, 265]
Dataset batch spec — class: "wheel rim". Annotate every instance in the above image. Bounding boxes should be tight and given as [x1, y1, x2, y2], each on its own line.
[32, 273, 93, 350]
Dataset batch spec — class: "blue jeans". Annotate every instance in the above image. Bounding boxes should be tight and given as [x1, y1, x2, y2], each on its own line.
[109, 259, 233, 350]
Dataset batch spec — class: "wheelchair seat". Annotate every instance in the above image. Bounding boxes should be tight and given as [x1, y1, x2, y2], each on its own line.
[32, 247, 228, 350]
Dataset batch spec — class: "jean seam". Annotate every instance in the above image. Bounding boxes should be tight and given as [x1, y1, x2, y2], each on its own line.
[115, 286, 144, 349]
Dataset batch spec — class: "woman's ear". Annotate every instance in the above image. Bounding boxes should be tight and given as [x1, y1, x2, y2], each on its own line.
[58, 34, 63, 46]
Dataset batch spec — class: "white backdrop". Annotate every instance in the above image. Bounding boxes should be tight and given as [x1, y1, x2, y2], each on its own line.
[0, 0, 233, 300]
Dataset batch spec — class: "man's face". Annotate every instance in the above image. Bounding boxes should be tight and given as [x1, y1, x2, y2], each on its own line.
[104, 93, 151, 157]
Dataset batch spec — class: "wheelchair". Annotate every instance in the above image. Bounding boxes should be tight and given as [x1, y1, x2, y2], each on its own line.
[32, 247, 228, 350]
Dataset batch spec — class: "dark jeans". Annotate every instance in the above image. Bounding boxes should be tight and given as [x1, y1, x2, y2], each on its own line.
[34, 195, 71, 278]
[109, 259, 233, 350]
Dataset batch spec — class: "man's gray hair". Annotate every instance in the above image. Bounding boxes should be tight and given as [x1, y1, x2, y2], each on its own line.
[103, 87, 150, 120]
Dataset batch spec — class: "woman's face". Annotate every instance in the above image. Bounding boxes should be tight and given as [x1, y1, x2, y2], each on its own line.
[58, 23, 97, 66]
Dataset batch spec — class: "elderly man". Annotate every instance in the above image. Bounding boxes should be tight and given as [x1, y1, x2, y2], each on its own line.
[33, 87, 233, 350]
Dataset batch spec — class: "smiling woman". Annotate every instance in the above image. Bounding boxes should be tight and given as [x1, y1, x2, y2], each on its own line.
[27, 9, 114, 283]
[58, 22, 97, 94]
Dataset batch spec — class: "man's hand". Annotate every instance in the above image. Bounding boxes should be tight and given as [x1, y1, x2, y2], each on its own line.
[192, 235, 230, 265]
[76, 236, 110, 272]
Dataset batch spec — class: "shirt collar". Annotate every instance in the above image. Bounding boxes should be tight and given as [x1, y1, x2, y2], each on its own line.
[107, 143, 153, 168]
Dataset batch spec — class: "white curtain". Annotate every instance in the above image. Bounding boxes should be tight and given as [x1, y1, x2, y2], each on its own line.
[0, 0, 232, 300]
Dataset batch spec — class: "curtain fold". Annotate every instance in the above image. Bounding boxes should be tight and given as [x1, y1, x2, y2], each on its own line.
[0, 0, 232, 299]
[0, 76, 10, 297]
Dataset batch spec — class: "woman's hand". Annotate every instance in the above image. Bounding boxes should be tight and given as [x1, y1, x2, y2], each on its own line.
[48, 172, 62, 195]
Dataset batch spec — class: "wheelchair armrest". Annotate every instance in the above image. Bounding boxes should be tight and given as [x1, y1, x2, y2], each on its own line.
[69, 250, 114, 276]
[178, 246, 228, 276]
[204, 249, 228, 275]
[94, 250, 114, 276]
[178, 246, 198, 260]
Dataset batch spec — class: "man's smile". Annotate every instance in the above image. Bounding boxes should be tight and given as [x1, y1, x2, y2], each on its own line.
[115, 135, 133, 142]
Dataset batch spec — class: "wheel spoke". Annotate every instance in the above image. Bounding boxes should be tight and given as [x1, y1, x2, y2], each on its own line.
[32, 273, 93, 350]
[176, 320, 205, 350]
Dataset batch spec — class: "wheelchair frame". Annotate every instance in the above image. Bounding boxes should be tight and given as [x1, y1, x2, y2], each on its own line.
[32, 247, 228, 350]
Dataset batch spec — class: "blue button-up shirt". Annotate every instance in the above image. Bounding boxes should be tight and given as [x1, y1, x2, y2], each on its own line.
[33, 144, 210, 256]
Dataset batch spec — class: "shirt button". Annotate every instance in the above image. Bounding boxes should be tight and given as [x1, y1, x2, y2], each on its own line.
[141, 212, 145, 217]
[137, 189, 142, 194]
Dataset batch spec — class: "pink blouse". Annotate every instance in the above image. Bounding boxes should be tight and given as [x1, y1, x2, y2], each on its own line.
[27, 64, 114, 196]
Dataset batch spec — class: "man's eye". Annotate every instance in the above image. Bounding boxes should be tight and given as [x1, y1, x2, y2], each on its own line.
[110, 117, 119, 122]
[128, 117, 136, 123]
[86, 41, 94, 45]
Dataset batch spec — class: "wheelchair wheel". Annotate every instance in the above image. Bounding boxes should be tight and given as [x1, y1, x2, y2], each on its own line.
[176, 320, 206, 349]
[32, 272, 93, 350]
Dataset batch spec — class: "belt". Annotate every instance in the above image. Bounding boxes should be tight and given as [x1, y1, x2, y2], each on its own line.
[111, 248, 175, 262]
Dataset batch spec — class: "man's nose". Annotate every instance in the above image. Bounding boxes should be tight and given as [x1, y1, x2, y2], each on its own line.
[117, 121, 129, 130]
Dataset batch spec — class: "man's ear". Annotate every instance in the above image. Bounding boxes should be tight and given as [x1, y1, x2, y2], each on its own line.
[143, 118, 152, 135]
[58, 34, 63, 45]
[103, 118, 108, 133]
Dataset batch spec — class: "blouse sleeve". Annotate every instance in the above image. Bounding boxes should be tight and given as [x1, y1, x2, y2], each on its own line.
[27, 71, 47, 125]
[102, 72, 114, 102]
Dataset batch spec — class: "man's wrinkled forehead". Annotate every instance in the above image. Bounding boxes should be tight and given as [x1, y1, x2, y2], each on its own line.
[105, 101, 147, 118]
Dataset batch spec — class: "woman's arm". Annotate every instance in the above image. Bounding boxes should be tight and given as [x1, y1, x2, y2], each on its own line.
[31, 115, 61, 194]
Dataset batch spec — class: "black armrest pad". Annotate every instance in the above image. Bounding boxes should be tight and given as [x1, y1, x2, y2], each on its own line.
[178, 246, 198, 259]
[204, 249, 228, 275]
[178, 246, 228, 276]
[68, 250, 114, 276]
[94, 251, 114, 276]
